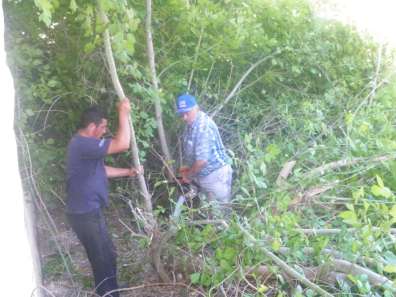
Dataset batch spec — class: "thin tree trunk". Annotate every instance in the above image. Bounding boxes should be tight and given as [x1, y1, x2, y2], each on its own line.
[187, 26, 204, 91]
[211, 50, 281, 118]
[145, 0, 173, 176]
[98, 8, 154, 226]
[98, 6, 172, 282]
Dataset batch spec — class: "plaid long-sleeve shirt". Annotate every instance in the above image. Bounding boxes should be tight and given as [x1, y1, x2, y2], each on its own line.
[182, 111, 231, 177]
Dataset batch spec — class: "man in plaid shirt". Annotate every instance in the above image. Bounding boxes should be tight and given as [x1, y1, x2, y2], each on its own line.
[177, 94, 233, 207]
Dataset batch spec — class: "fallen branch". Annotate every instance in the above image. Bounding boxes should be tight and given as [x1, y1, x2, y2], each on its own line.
[118, 219, 148, 239]
[279, 246, 343, 260]
[297, 227, 396, 236]
[289, 181, 339, 210]
[279, 246, 387, 272]
[239, 224, 334, 297]
[304, 154, 396, 179]
[331, 259, 394, 288]
[186, 219, 229, 228]
[102, 282, 206, 297]
[277, 246, 395, 289]
[248, 264, 346, 287]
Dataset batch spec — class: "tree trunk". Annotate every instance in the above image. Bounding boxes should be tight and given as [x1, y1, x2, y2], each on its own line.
[98, 8, 154, 227]
[98, 6, 171, 283]
[145, 0, 174, 177]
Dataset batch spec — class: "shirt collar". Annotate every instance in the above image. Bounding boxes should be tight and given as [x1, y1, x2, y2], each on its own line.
[189, 110, 203, 128]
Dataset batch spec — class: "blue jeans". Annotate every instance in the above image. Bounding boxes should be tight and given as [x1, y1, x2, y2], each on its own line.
[67, 208, 119, 297]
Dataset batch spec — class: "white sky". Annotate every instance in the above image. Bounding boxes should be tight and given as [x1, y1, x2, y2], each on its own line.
[311, 0, 396, 46]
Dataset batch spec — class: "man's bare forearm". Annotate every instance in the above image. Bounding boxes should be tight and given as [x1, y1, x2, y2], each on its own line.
[190, 160, 207, 176]
[105, 166, 132, 178]
[107, 99, 131, 154]
[115, 109, 130, 148]
[182, 160, 208, 182]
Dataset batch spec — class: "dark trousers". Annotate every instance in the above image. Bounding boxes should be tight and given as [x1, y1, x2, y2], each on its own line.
[67, 208, 119, 297]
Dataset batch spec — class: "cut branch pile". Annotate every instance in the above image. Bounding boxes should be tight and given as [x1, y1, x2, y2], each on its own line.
[241, 225, 395, 294]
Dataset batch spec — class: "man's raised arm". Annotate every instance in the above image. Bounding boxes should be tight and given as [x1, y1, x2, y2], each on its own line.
[107, 98, 131, 154]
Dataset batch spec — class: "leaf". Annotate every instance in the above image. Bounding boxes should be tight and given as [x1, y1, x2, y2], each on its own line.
[240, 187, 250, 197]
[153, 180, 167, 188]
[254, 176, 267, 189]
[339, 210, 359, 226]
[384, 265, 396, 273]
[39, 12, 52, 27]
[346, 203, 354, 211]
[383, 251, 396, 265]
[223, 247, 236, 261]
[200, 272, 212, 287]
[271, 239, 281, 251]
[25, 109, 34, 117]
[190, 272, 200, 284]
[371, 185, 392, 198]
[98, 0, 113, 11]
[34, 0, 53, 26]
[390, 205, 396, 218]
[352, 187, 364, 202]
[48, 80, 57, 88]
[345, 112, 353, 126]
[363, 200, 369, 212]
[69, 0, 78, 12]
[219, 259, 232, 271]
[84, 42, 96, 54]
[265, 143, 280, 161]
[376, 175, 385, 188]
[257, 284, 268, 293]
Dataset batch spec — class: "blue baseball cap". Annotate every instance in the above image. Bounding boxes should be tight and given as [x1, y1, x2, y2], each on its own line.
[176, 94, 197, 113]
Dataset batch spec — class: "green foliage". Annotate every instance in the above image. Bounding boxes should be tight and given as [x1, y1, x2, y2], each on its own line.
[5, 0, 396, 295]
[42, 254, 70, 280]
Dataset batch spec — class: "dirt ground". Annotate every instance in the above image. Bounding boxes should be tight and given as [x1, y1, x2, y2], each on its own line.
[37, 198, 197, 297]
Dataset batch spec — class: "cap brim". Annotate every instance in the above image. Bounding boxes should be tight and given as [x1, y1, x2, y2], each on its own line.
[176, 106, 194, 114]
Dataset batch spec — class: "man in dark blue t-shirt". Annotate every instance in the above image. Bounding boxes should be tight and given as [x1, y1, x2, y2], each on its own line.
[66, 99, 141, 297]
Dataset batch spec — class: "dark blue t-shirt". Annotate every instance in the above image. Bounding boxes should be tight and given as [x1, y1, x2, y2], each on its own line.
[66, 134, 111, 214]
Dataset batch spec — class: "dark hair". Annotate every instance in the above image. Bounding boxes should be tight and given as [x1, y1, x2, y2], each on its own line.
[78, 106, 106, 129]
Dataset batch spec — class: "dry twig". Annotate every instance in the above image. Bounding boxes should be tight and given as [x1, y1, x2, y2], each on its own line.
[276, 160, 296, 186]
